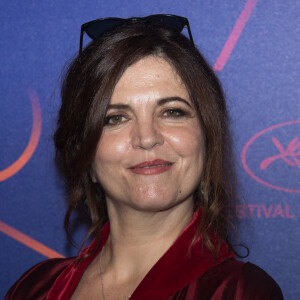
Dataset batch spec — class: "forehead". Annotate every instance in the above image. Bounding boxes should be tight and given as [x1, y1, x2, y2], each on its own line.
[111, 56, 189, 103]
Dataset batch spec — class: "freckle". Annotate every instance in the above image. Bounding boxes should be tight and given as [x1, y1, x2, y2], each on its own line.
[179, 190, 182, 194]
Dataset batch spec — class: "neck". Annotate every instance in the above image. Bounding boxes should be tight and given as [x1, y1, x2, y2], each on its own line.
[102, 199, 194, 282]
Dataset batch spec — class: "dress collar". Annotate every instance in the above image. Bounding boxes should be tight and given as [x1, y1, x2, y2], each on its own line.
[47, 208, 234, 299]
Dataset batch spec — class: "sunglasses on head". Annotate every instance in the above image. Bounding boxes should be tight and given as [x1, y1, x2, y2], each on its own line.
[79, 14, 194, 54]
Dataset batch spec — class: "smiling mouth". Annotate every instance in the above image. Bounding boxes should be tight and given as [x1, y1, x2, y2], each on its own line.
[130, 159, 173, 168]
[139, 163, 172, 169]
[129, 159, 173, 175]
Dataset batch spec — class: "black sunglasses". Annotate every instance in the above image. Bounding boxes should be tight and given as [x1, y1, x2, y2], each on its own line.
[79, 14, 194, 54]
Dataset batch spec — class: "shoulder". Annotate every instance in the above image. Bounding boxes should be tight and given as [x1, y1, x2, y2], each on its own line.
[5, 257, 74, 300]
[183, 258, 284, 300]
[236, 261, 284, 299]
[222, 259, 284, 299]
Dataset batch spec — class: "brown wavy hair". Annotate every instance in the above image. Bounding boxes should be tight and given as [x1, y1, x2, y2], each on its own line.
[54, 22, 241, 258]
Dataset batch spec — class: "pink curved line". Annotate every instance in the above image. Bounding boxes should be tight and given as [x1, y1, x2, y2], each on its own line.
[241, 120, 300, 193]
[0, 89, 42, 181]
[0, 220, 65, 259]
[260, 154, 295, 170]
[214, 0, 259, 71]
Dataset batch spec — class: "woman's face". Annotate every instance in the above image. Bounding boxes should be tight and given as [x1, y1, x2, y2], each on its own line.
[92, 56, 205, 212]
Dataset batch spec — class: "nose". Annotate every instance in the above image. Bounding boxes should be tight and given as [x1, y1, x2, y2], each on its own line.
[132, 119, 164, 150]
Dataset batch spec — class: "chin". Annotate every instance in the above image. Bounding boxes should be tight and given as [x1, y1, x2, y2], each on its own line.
[128, 193, 190, 213]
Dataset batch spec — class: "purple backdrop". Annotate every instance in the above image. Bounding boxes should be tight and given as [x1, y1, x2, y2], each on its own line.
[1, 1, 299, 299]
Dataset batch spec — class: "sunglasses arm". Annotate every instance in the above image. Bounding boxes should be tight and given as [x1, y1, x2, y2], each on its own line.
[79, 28, 84, 54]
[186, 22, 195, 46]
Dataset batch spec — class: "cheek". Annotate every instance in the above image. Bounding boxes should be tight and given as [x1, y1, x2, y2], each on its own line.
[165, 126, 204, 157]
[95, 134, 130, 168]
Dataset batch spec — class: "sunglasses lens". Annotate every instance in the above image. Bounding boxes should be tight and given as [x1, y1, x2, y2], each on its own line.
[148, 15, 185, 32]
[80, 15, 193, 54]
[86, 19, 125, 39]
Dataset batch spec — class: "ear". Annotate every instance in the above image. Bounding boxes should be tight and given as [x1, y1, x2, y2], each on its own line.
[90, 166, 98, 183]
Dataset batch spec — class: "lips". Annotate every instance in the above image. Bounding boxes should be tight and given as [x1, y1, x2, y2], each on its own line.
[131, 159, 172, 168]
[129, 159, 173, 175]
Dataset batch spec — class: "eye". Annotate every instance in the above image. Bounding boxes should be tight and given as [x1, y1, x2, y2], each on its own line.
[105, 114, 127, 125]
[163, 108, 187, 117]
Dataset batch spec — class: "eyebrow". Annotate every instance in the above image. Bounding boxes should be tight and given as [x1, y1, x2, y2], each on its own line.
[107, 96, 192, 110]
[157, 97, 192, 108]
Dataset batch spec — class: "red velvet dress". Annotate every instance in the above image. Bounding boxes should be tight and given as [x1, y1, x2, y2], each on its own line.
[5, 210, 283, 299]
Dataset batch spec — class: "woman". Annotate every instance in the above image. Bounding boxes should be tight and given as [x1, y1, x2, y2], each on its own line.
[5, 15, 283, 299]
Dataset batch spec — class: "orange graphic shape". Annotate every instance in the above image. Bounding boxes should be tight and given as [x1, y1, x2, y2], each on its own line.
[0, 89, 42, 181]
[0, 220, 65, 259]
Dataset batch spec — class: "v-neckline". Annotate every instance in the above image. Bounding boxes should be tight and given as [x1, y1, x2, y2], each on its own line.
[46, 209, 234, 300]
